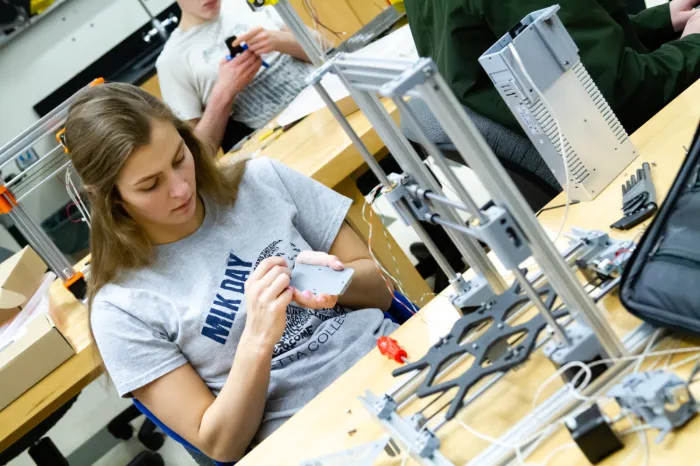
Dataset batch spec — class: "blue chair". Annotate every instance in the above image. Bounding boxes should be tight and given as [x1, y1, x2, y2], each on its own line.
[133, 292, 417, 465]
[385, 291, 420, 325]
[133, 399, 231, 466]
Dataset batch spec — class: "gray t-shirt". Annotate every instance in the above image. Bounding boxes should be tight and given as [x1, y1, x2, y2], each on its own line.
[156, 2, 311, 129]
[91, 157, 397, 444]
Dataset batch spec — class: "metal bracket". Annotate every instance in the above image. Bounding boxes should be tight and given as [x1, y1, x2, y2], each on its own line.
[543, 321, 603, 365]
[392, 278, 568, 420]
[384, 173, 432, 226]
[608, 371, 698, 443]
[449, 274, 495, 310]
[378, 58, 438, 98]
[358, 391, 454, 464]
[307, 59, 336, 85]
[467, 205, 531, 270]
[569, 229, 634, 279]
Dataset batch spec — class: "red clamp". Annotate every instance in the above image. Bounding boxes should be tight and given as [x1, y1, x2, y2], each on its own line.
[377, 336, 408, 364]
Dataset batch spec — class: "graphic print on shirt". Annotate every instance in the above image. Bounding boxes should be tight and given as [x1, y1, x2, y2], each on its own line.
[252, 240, 344, 358]
[200, 252, 252, 344]
[200, 241, 345, 354]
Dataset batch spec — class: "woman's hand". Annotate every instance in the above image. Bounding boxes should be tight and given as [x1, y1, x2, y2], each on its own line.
[242, 256, 293, 349]
[291, 251, 343, 309]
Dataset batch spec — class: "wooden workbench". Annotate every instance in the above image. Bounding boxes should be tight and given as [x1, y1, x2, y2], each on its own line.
[237, 81, 700, 465]
[0, 260, 97, 453]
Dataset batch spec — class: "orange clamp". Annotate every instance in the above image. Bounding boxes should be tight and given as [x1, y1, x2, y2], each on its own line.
[64, 271, 85, 288]
[56, 128, 69, 153]
[0, 186, 17, 214]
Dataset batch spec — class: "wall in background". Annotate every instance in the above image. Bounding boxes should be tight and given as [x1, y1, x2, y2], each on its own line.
[0, 0, 173, 252]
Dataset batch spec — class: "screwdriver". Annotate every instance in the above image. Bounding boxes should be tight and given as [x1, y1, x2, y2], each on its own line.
[377, 336, 408, 364]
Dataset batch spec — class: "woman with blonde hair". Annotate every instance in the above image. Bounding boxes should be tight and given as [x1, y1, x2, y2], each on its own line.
[64, 82, 395, 462]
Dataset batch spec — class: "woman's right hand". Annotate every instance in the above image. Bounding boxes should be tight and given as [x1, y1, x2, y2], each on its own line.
[242, 256, 293, 350]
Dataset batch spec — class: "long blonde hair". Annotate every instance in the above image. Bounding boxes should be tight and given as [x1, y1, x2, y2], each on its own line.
[64, 82, 245, 308]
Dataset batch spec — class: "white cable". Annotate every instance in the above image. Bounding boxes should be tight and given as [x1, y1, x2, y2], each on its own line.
[538, 442, 577, 466]
[399, 441, 409, 466]
[519, 346, 700, 464]
[619, 424, 652, 436]
[363, 187, 405, 288]
[568, 346, 700, 388]
[662, 339, 679, 370]
[668, 352, 700, 371]
[457, 362, 596, 466]
[634, 328, 662, 373]
[532, 361, 594, 411]
[450, 341, 700, 465]
[621, 417, 650, 466]
[508, 43, 571, 243]
[362, 185, 429, 318]
[456, 419, 527, 465]
[65, 167, 91, 224]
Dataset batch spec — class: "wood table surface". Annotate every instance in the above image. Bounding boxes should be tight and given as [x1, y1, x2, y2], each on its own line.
[237, 80, 700, 466]
[0, 258, 98, 453]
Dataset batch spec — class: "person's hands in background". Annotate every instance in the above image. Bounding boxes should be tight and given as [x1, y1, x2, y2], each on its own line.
[682, 8, 700, 37]
[671, 0, 700, 32]
[233, 27, 302, 56]
[210, 50, 262, 105]
[242, 257, 293, 350]
[290, 251, 343, 310]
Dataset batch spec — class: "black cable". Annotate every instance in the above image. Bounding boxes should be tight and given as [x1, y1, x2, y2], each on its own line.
[535, 200, 581, 217]
[343, 0, 364, 25]
[302, 0, 342, 39]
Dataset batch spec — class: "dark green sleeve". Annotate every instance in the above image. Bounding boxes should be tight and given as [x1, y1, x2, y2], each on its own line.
[629, 3, 677, 50]
[543, 0, 700, 132]
[609, 33, 700, 131]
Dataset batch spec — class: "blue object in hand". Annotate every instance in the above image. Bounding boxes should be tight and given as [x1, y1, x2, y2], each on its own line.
[241, 43, 270, 68]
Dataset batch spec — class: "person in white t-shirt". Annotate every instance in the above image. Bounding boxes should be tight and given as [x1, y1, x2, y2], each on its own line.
[157, 0, 315, 150]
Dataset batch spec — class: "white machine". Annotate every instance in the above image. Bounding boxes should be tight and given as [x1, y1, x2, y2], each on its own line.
[479, 6, 638, 201]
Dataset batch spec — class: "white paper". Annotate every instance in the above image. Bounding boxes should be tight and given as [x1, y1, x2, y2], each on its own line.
[275, 25, 418, 127]
[0, 272, 56, 350]
[276, 73, 349, 127]
[348, 24, 418, 61]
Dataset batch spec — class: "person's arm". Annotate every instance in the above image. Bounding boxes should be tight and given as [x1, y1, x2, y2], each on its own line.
[194, 51, 262, 151]
[233, 27, 310, 62]
[331, 223, 394, 311]
[477, 0, 700, 132]
[132, 342, 271, 462]
[133, 257, 293, 462]
[291, 223, 394, 312]
[628, 3, 678, 49]
[604, 22, 700, 132]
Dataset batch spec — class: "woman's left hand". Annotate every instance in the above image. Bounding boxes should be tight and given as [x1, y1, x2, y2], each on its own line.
[291, 251, 344, 309]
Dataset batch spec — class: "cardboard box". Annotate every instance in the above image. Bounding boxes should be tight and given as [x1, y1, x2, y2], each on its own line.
[0, 313, 75, 410]
[0, 247, 47, 321]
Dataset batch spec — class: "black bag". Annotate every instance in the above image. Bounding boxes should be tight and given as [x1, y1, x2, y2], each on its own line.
[620, 124, 700, 335]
